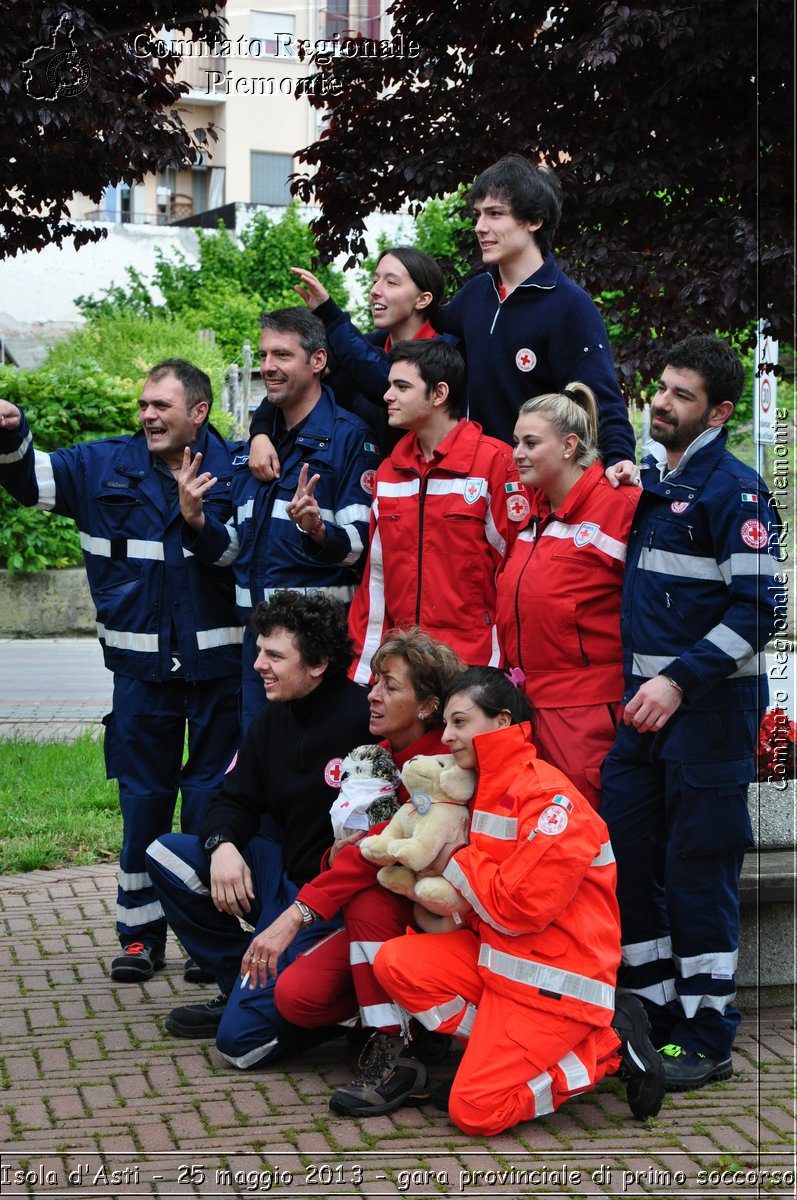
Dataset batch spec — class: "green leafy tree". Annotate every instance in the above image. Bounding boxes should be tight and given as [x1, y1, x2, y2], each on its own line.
[78, 206, 349, 362]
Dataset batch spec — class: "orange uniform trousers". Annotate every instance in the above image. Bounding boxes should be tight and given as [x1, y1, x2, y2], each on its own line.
[375, 928, 622, 1136]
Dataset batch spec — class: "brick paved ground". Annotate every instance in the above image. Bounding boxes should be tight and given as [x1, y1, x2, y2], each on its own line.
[0, 865, 794, 1199]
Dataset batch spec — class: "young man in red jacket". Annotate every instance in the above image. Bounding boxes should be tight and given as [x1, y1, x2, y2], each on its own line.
[348, 339, 523, 683]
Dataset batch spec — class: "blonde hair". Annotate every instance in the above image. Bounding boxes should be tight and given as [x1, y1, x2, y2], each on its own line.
[519, 381, 600, 469]
[371, 626, 466, 727]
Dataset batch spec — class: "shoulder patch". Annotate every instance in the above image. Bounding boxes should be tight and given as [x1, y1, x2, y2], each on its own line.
[360, 469, 376, 496]
[537, 805, 569, 836]
[507, 492, 531, 523]
[740, 518, 768, 549]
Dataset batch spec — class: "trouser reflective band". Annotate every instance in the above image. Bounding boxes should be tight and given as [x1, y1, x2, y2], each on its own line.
[146, 838, 211, 895]
[674, 949, 738, 977]
[350, 940, 405, 1031]
[622, 936, 673, 967]
[216, 1038, 279, 1070]
[412, 995, 476, 1039]
[478, 944, 615, 1011]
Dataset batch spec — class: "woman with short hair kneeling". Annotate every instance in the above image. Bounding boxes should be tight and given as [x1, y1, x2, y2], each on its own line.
[373, 667, 664, 1136]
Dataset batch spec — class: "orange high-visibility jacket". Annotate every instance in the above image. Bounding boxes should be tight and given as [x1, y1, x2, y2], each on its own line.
[442, 723, 621, 1029]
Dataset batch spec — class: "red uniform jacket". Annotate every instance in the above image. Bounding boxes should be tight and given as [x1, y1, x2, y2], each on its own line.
[443, 723, 621, 1028]
[496, 462, 640, 708]
[348, 420, 522, 684]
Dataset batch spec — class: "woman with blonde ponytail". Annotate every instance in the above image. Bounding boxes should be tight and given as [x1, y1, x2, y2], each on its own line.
[496, 381, 640, 809]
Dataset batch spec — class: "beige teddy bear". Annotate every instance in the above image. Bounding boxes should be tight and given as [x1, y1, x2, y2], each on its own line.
[360, 753, 476, 910]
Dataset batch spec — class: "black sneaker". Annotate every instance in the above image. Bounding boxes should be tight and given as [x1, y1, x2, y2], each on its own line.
[110, 942, 166, 982]
[183, 957, 216, 984]
[612, 993, 665, 1119]
[659, 1043, 733, 1092]
[329, 1032, 431, 1117]
[164, 994, 228, 1039]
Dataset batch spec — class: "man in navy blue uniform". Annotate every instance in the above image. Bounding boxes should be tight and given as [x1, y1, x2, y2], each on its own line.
[437, 154, 637, 484]
[0, 361, 243, 982]
[179, 308, 379, 731]
[146, 590, 373, 1070]
[600, 335, 780, 1090]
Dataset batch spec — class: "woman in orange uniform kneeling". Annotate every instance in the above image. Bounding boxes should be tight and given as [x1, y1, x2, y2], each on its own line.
[374, 667, 664, 1136]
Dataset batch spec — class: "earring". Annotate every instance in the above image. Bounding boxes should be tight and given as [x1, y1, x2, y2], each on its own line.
[563, 452, 570, 459]
[417, 711, 426, 721]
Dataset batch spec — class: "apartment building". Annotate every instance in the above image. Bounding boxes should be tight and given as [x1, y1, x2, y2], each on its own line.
[71, 2, 385, 228]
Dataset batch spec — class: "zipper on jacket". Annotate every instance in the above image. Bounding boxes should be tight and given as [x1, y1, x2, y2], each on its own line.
[512, 517, 540, 669]
[415, 475, 429, 622]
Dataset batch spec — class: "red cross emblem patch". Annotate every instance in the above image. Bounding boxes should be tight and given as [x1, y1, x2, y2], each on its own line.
[507, 493, 531, 522]
[515, 348, 537, 372]
[324, 758, 344, 788]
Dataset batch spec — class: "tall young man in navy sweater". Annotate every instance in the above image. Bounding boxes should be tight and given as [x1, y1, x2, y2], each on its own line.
[438, 155, 637, 484]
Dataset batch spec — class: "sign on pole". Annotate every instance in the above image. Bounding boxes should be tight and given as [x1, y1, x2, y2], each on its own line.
[754, 320, 778, 447]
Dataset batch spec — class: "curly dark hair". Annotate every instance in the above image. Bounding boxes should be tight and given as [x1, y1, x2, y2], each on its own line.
[251, 590, 353, 678]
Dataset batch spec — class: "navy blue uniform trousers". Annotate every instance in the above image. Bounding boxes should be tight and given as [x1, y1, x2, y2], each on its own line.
[104, 675, 239, 952]
[600, 706, 756, 1059]
[146, 832, 342, 1069]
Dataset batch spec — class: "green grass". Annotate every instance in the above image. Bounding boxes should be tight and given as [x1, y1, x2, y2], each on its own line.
[0, 732, 121, 873]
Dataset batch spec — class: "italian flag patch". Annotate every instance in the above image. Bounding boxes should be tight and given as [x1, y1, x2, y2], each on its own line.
[505, 481, 523, 493]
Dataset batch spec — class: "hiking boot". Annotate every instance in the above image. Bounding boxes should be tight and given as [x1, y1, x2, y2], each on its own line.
[659, 1043, 733, 1092]
[183, 957, 216, 984]
[329, 1032, 431, 1117]
[612, 993, 665, 1119]
[164, 994, 228, 1039]
[110, 942, 166, 982]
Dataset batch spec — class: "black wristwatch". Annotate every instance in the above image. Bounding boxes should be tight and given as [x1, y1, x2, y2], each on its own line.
[204, 834, 229, 855]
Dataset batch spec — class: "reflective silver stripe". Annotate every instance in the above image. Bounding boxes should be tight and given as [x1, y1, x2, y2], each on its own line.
[0, 430, 32, 464]
[216, 521, 239, 568]
[146, 838, 210, 896]
[720, 552, 778, 582]
[340, 522, 364, 566]
[116, 900, 164, 926]
[632, 652, 675, 677]
[335, 502, 371, 526]
[680, 990, 736, 1019]
[352, 515, 386, 686]
[79, 531, 164, 560]
[590, 840, 615, 868]
[237, 498, 255, 522]
[443, 858, 519, 936]
[196, 625, 244, 651]
[96, 623, 159, 653]
[470, 810, 518, 840]
[704, 623, 755, 666]
[484, 488, 507, 558]
[527, 1069, 554, 1116]
[118, 870, 151, 890]
[350, 940, 382, 965]
[426, 477, 487, 498]
[730, 652, 767, 678]
[630, 979, 677, 1006]
[33, 449, 56, 510]
[541, 521, 627, 563]
[518, 528, 535, 542]
[457, 1001, 476, 1039]
[558, 1049, 591, 1093]
[674, 949, 738, 977]
[376, 479, 419, 498]
[218, 1037, 279, 1070]
[240, 583, 356, 609]
[412, 995, 468, 1032]
[478, 943, 615, 1010]
[638, 547, 724, 581]
[621, 936, 673, 967]
[360, 1002, 405, 1028]
[487, 624, 501, 669]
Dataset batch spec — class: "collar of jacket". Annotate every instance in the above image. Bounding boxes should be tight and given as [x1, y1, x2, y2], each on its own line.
[266, 383, 338, 443]
[285, 670, 354, 723]
[388, 417, 489, 475]
[525, 460, 606, 531]
[471, 721, 538, 788]
[641, 426, 728, 493]
[486, 253, 560, 302]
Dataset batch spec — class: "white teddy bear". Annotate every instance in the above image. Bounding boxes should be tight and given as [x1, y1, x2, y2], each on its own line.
[359, 753, 475, 910]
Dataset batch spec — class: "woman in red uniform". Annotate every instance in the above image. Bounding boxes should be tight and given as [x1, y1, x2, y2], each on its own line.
[373, 667, 664, 1135]
[245, 628, 463, 1047]
[496, 381, 640, 808]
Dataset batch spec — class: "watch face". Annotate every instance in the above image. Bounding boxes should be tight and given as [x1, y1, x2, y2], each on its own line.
[205, 835, 225, 853]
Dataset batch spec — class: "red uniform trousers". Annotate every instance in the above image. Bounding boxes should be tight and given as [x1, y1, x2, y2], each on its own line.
[375, 929, 622, 1137]
[275, 883, 414, 1035]
[532, 702, 623, 811]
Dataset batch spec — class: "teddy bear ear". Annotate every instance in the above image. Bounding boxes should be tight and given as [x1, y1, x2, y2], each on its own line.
[439, 761, 476, 801]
